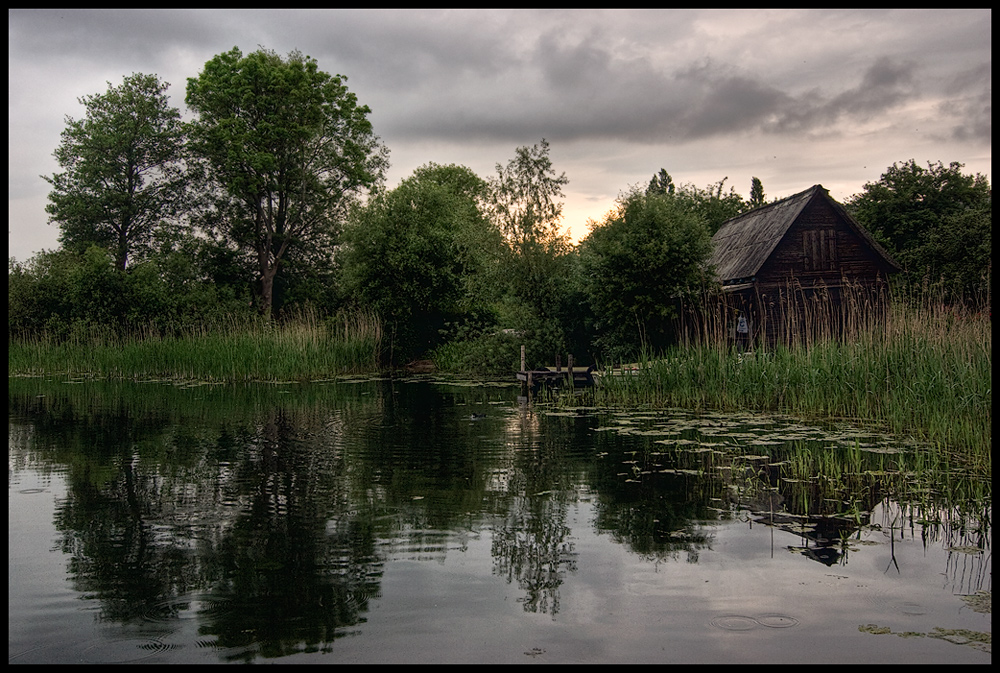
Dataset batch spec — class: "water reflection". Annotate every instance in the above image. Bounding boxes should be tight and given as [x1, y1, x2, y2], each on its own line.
[8, 377, 991, 663]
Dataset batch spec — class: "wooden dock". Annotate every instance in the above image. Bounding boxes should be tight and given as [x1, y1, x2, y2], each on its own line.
[516, 366, 595, 388]
[516, 346, 594, 392]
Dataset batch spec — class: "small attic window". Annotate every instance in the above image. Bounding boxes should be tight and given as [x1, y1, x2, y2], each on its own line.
[802, 228, 837, 271]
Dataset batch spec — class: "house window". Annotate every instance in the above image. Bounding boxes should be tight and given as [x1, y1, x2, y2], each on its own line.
[803, 229, 837, 271]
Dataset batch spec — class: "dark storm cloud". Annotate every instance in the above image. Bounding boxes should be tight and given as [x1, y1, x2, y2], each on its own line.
[378, 42, 924, 148]
[763, 56, 919, 135]
[821, 56, 917, 121]
[9, 10, 216, 68]
[939, 62, 992, 144]
[8, 9, 991, 264]
[7, 9, 975, 149]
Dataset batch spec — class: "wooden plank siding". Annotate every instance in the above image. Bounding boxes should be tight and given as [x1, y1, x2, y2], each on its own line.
[699, 185, 900, 348]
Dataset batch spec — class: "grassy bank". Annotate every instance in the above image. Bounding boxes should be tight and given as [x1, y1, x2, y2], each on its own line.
[8, 310, 383, 382]
[587, 300, 991, 471]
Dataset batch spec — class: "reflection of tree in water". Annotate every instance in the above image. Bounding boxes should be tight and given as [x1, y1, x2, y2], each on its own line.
[56, 453, 199, 624]
[488, 406, 587, 615]
[14, 382, 388, 660]
[587, 426, 720, 563]
[197, 408, 384, 660]
[491, 496, 577, 615]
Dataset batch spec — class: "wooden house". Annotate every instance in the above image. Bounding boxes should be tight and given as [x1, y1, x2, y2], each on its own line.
[705, 185, 900, 347]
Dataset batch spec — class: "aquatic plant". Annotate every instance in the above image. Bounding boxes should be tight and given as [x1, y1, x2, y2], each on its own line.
[7, 308, 383, 382]
[584, 295, 990, 473]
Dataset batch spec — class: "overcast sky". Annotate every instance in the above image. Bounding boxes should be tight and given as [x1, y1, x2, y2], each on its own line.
[8, 8, 992, 262]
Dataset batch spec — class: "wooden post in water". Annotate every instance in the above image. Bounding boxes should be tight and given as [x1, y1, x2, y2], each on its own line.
[555, 353, 561, 373]
[520, 345, 527, 397]
[567, 354, 574, 390]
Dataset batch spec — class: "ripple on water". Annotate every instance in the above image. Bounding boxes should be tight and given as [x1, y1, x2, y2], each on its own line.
[755, 613, 800, 628]
[710, 615, 759, 631]
[710, 614, 800, 631]
[80, 637, 174, 663]
[893, 601, 928, 616]
[862, 585, 930, 617]
[140, 593, 227, 624]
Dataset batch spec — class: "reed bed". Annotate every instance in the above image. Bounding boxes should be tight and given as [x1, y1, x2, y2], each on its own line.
[8, 308, 383, 382]
[589, 292, 991, 473]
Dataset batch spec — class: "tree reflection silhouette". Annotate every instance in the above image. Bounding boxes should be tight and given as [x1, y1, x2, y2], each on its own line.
[17, 381, 387, 660]
[9, 377, 991, 663]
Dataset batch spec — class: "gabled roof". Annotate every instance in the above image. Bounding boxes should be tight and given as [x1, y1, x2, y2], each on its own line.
[708, 184, 900, 285]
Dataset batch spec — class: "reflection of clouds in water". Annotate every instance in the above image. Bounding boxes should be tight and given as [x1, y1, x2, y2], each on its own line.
[8, 380, 991, 664]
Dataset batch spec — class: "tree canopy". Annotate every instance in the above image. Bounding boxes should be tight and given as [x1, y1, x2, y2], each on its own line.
[486, 139, 569, 252]
[339, 164, 492, 364]
[644, 169, 750, 234]
[43, 73, 186, 270]
[749, 177, 766, 208]
[847, 160, 991, 302]
[578, 186, 713, 361]
[185, 47, 389, 318]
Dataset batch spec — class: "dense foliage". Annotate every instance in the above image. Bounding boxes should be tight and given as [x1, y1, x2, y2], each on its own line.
[42, 73, 186, 271]
[10, 50, 992, 377]
[578, 186, 714, 362]
[339, 164, 494, 364]
[185, 47, 389, 318]
[847, 160, 991, 304]
[8, 245, 248, 341]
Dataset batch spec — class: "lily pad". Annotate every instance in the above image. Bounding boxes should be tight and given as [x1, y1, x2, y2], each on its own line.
[960, 591, 991, 614]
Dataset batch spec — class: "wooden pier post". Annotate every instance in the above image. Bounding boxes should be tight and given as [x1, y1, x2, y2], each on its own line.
[520, 345, 527, 397]
[567, 354, 574, 390]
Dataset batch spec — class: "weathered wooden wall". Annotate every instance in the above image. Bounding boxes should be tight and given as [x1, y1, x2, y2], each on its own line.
[755, 198, 894, 290]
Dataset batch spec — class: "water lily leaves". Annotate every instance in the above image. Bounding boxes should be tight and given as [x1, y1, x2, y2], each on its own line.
[960, 591, 991, 614]
[858, 624, 991, 652]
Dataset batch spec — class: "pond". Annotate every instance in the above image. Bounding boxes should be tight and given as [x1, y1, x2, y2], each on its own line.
[8, 377, 991, 664]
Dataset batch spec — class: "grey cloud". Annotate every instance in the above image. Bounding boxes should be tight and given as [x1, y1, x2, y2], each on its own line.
[939, 62, 991, 144]
[762, 56, 918, 134]
[827, 56, 917, 118]
[8, 10, 952, 150]
[10, 10, 221, 68]
[379, 41, 930, 149]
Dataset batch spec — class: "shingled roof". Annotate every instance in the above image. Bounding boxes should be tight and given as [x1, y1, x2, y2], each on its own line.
[708, 184, 899, 285]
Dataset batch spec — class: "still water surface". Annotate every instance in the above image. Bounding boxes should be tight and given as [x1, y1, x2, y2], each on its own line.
[8, 377, 990, 663]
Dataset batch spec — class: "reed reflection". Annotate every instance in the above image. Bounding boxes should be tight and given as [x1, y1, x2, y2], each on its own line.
[8, 377, 990, 663]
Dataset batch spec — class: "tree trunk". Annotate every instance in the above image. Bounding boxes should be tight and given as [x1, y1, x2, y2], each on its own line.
[258, 264, 277, 320]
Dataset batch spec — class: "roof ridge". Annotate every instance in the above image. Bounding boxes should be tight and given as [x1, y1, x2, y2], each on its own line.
[740, 184, 822, 216]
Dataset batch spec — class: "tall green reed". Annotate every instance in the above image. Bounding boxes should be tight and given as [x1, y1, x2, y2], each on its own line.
[8, 307, 383, 382]
[587, 286, 990, 472]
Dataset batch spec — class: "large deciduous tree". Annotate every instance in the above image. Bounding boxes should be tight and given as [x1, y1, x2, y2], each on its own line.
[847, 160, 991, 302]
[485, 140, 579, 364]
[340, 164, 492, 364]
[43, 73, 186, 271]
[487, 139, 569, 253]
[185, 47, 389, 318]
[578, 187, 713, 361]
[749, 176, 766, 208]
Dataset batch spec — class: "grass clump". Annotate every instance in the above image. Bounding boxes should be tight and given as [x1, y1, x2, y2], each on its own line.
[588, 298, 990, 473]
[8, 308, 383, 383]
